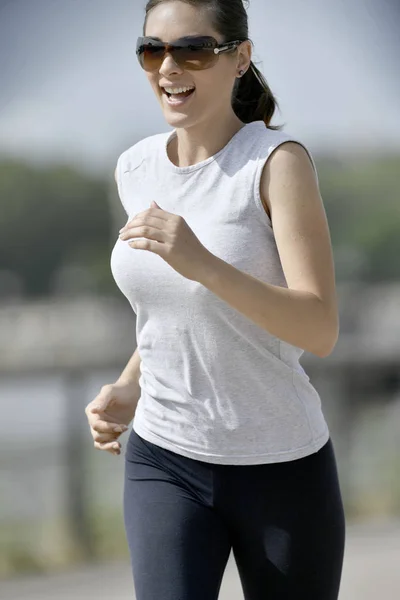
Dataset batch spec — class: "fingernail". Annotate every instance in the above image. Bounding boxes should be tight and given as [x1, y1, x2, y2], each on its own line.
[114, 425, 123, 433]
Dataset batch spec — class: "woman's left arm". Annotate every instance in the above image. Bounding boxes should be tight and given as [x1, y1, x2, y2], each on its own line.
[198, 142, 339, 358]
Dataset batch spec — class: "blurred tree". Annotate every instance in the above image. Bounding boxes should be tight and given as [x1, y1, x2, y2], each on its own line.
[0, 160, 117, 297]
[317, 154, 400, 282]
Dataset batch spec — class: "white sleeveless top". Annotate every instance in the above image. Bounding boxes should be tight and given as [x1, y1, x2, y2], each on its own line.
[111, 120, 330, 465]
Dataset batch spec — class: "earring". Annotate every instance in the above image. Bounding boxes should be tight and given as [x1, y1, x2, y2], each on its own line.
[238, 69, 245, 77]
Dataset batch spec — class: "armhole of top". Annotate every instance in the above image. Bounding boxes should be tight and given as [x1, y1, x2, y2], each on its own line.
[114, 151, 129, 217]
[254, 138, 319, 228]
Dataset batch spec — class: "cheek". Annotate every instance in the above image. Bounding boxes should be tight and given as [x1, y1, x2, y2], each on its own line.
[202, 77, 234, 105]
[195, 70, 227, 97]
[217, 64, 236, 90]
[204, 64, 235, 97]
[147, 75, 160, 95]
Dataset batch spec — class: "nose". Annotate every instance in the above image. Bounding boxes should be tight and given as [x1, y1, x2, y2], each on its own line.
[158, 51, 184, 76]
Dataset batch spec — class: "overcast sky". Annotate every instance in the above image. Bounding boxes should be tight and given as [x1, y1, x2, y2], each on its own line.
[0, 0, 399, 174]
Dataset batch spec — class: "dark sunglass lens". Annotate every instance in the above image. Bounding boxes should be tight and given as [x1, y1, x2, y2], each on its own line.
[176, 37, 218, 70]
[137, 38, 166, 70]
[144, 45, 165, 69]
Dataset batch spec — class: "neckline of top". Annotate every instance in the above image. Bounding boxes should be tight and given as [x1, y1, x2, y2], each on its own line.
[162, 120, 266, 174]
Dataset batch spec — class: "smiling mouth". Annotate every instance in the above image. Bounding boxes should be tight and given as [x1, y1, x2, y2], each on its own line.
[162, 88, 196, 99]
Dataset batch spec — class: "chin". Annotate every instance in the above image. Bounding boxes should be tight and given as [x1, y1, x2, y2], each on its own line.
[162, 113, 194, 128]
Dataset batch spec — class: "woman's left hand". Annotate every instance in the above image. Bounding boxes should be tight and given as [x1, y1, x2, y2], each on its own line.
[119, 201, 214, 282]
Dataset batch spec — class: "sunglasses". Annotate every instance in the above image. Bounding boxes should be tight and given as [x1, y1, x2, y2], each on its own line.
[136, 35, 245, 72]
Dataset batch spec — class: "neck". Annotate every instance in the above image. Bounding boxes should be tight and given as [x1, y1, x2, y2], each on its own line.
[168, 112, 246, 168]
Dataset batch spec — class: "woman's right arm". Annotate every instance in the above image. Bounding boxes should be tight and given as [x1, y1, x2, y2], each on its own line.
[85, 168, 142, 455]
[116, 346, 142, 395]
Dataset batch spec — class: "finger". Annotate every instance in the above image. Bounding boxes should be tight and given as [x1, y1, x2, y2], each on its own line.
[128, 238, 163, 255]
[94, 440, 121, 452]
[121, 208, 169, 228]
[94, 440, 121, 455]
[91, 420, 129, 434]
[120, 225, 166, 244]
[136, 214, 169, 227]
[119, 214, 168, 235]
[91, 429, 120, 444]
[148, 206, 170, 220]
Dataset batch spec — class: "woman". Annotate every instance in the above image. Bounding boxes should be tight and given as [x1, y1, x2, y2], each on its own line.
[85, 0, 346, 598]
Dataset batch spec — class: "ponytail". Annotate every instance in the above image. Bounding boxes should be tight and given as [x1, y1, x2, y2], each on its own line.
[233, 60, 283, 130]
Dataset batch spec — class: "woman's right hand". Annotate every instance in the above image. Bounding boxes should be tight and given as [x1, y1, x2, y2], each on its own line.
[85, 381, 139, 456]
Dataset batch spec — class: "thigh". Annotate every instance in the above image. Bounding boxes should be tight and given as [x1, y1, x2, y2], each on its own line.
[226, 439, 346, 600]
[123, 429, 232, 600]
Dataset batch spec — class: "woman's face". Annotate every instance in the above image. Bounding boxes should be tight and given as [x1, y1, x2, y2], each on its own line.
[143, 1, 250, 129]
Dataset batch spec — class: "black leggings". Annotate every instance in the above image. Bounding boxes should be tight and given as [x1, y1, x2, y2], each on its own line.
[124, 429, 346, 600]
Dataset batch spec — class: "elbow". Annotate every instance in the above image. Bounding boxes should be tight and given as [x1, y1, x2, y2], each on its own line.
[315, 342, 336, 359]
[313, 315, 340, 359]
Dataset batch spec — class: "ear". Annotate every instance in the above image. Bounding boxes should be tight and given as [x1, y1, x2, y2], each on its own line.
[238, 39, 252, 73]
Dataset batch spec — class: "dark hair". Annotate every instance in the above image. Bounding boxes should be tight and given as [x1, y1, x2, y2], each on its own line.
[143, 0, 283, 130]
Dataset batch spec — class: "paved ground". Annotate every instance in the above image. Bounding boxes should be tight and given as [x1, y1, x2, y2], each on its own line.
[2, 519, 400, 599]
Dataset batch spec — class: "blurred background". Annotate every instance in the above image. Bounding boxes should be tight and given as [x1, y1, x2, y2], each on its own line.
[1, 0, 399, 598]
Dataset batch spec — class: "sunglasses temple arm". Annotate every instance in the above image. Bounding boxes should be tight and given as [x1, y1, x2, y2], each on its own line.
[215, 41, 243, 54]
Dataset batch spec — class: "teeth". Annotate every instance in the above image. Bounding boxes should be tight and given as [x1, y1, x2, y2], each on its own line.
[163, 86, 195, 95]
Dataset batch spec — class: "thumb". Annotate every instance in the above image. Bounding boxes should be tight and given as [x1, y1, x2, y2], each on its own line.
[91, 389, 115, 414]
[151, 200, 161, 209]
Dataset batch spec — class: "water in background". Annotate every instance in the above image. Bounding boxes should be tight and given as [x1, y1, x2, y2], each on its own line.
[0, 369, 125, 522]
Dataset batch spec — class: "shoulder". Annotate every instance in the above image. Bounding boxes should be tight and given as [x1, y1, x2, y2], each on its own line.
[113, 130, 170, 216]
[114, 130, 171, 182]
[258, 130, 318, 218]
[257, 127, 317, 178]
